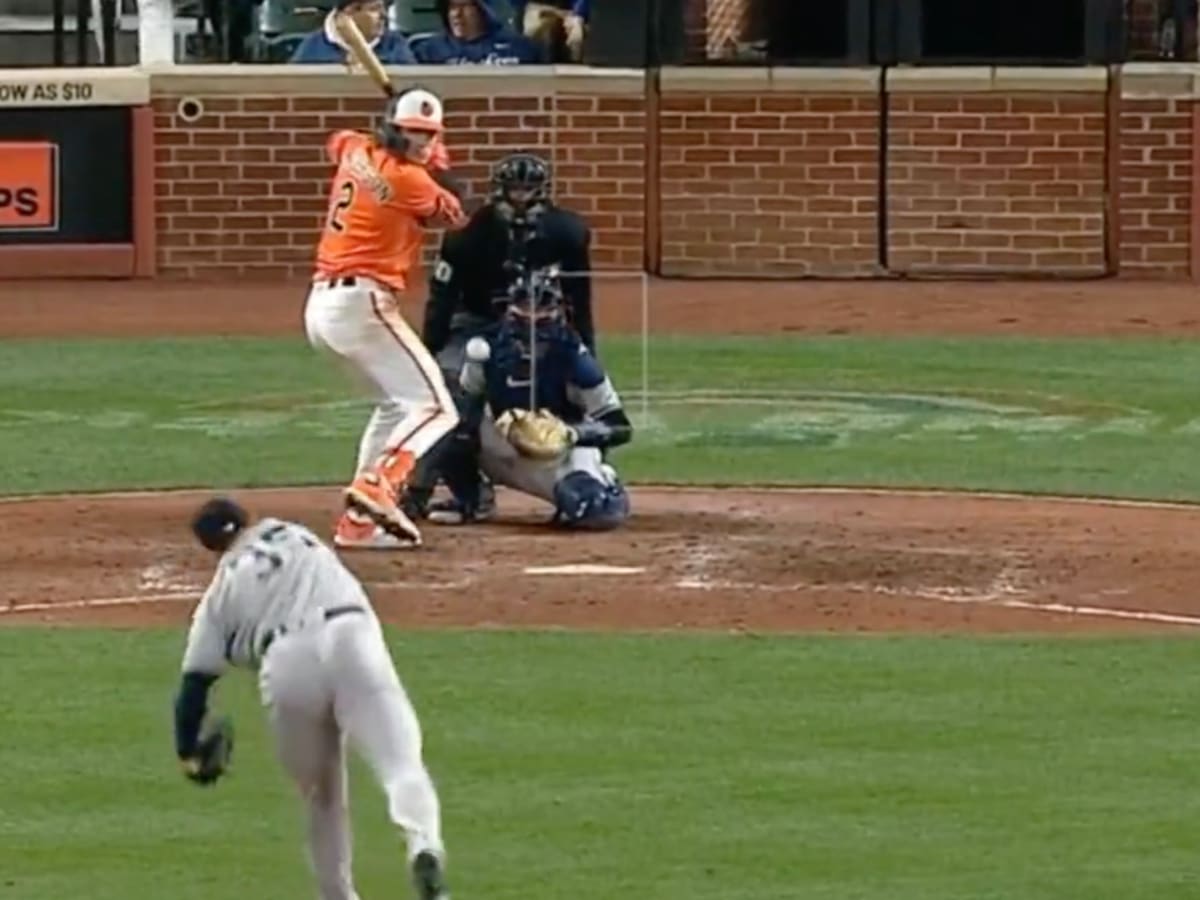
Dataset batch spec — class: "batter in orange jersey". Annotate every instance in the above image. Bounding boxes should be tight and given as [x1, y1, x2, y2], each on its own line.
[316, 127, 459, 292]
[303, 87, 468, 551]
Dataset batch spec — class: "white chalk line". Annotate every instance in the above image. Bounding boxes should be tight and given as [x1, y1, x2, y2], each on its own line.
[2, 518, 1200, 628]
[5, 583, 1198, 628]
[2, 591, 199, 615]
[2, 578, 1199, 628]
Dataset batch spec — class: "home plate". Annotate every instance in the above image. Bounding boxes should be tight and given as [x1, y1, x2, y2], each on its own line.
[523, 564, 646, 576]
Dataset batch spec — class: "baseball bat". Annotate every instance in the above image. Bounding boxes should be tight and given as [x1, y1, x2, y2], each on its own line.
[331, 11, 395, 98]
[332, 13, 468, 202]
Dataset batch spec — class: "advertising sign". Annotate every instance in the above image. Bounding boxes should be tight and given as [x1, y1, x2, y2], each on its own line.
[0, 141, 59, 231]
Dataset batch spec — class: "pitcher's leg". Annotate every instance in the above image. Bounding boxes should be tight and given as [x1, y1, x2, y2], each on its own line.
[340, 685, 449, 899]
[269, 708, 360, 900]
[327, 618, 449, 897]
[337, 683, 444, 859]
[262, 633, 360, 900]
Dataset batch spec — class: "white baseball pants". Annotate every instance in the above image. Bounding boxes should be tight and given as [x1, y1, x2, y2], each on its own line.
[258, 610, 444, 900]
[305, 277, 458, 476]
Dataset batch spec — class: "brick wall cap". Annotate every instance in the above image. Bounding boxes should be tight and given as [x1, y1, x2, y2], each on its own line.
[0, 66, 149, 106]
[889, 66, 1106, 93]
[147, 64, 642, 98]
[661, 66, 879, 93]
[1121, 62, 1200, 98]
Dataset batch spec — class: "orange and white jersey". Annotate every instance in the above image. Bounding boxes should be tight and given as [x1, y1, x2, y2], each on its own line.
[315, 130, 458, 293]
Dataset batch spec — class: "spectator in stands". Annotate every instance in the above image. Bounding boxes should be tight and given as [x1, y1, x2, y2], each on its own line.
[413, 0, 543, 64]
[291, 0, 417, 64]
[513, 0, 588, 61]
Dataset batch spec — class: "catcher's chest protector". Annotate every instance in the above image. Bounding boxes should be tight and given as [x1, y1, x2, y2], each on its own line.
[487, 341, 578, 418]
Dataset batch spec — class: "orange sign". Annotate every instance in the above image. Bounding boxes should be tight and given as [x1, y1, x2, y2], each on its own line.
[0, 142, 58, 230]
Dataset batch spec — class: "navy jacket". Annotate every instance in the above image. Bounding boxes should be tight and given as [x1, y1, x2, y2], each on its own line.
[413, 0, 542, 64]
[291, 14, 417, 64]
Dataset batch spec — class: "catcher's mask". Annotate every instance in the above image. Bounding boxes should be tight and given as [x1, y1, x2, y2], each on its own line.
[492, 152, 550, 225]
[377, 87, 444, 164]
[504, 267, 566, 353]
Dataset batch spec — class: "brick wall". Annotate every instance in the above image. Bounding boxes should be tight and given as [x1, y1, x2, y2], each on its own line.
[887, 89, 1107, 274]
[151, 72, 645, 279]
[147, 65, 1200, 281]
[1118, 93, 1194, 276]
[658, 72, 879, 276]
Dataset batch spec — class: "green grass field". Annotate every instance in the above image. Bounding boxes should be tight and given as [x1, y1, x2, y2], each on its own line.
[3, 334, 1200, 497]
[3, 331, 1199, 899]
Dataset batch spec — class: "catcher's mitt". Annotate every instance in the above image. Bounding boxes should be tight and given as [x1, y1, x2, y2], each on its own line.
[182, 715, 234, 787]
[496, 408, 575, 461]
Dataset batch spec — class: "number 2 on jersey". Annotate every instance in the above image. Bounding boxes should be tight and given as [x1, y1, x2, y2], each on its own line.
[327, 180, 355, 232]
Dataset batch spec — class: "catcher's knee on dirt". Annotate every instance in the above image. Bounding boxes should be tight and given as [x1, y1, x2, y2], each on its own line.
[552, 471, 630, 531]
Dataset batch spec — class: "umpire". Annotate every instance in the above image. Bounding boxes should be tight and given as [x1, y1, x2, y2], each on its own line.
[405, 151, 597, 523]
[422, 151, 596, 362]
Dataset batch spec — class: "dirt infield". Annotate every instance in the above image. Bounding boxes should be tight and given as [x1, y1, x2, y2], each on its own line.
[6, 276, 1200, 339]
[1, 276, 1198, 635]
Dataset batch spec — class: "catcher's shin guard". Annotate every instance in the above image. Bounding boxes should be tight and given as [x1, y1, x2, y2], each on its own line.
[552, 471, 630, 531]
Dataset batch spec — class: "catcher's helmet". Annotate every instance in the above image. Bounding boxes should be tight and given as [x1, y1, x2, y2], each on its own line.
[377, 87, 444, 160]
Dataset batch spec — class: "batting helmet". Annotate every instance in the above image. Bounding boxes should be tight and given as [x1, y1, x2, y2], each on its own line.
[377, 87, 444, 160]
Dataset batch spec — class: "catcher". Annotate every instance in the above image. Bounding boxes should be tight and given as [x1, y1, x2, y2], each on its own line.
[173, 497, 451, 900]
[443, 268, 632, 530]
[403, 151, 597, 526]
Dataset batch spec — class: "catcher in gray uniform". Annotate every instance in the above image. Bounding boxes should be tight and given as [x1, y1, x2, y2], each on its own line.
[172, 496, 451, 900]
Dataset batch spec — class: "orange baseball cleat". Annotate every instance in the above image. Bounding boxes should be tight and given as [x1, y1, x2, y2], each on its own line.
[344, 469, 422, 546]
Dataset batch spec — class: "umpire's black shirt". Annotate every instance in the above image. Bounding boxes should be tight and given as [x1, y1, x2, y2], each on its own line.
[421, 202, 596, 355]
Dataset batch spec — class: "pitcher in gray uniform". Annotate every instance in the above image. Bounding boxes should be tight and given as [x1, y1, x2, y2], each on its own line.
[173, 496, 451, 900]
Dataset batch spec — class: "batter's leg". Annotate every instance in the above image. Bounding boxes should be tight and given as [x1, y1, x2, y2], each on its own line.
[404, 330, 469, 517]
[354, 399, 404, 476]
[346, 293, 459, 543]
[307, 280, 459, 544]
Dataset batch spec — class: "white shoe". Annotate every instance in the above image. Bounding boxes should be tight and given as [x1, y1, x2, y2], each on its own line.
[334, 510, 419, 550]
[334, 527, 411, 550]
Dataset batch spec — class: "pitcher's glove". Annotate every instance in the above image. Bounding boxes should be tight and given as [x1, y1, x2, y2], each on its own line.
[181, 716, 234, 787]
[496, 409, 575, 461]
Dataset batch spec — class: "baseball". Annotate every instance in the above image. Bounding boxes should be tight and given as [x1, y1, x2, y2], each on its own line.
[465, 337, 491, 363]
